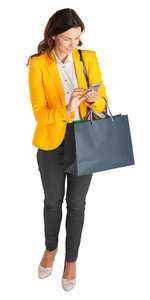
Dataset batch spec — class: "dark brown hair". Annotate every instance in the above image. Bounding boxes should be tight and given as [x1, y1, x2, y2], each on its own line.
[26, 8, 85, 67]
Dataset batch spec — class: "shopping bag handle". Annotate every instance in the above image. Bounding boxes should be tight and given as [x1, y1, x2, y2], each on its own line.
[84, 97, 114, 122]
[78, 49, 114, 122]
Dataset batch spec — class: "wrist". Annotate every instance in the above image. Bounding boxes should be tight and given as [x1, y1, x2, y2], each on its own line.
[85, 99, 95, 104]
[66, 105, 72, 118]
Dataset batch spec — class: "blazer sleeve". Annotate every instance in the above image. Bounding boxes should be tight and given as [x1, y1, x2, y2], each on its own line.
[84, 51, 109, 112]
[28, 57, 75, 125]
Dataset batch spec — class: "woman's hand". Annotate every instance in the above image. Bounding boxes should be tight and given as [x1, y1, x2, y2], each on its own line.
[67, 88, 87, 113]
[85, 89, 100, 103]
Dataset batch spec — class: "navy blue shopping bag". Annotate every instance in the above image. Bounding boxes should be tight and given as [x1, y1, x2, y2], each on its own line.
[63, 106, 135, 176]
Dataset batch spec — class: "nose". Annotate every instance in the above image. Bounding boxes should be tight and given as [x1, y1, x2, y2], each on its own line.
[70, 41, 77, 47]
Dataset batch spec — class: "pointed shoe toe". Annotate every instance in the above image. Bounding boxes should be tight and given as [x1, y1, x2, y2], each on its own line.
[61, 277, 76, 291]
[38, 265, 52, 279]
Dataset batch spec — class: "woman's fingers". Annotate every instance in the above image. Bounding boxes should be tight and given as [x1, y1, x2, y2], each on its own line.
[87, 93, 97, 99]
[73, 91, 86, 97]
[74, 91, 85, 95]
[87, 90, 99, 96]
[74, 88, 86, 92]
[72, 88, 100, 102]
[86, 90, 100, 100]
[74, 88, 85, 91]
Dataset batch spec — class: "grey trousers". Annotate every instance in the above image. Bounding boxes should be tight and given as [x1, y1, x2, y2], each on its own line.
[36, 139, 93, 262]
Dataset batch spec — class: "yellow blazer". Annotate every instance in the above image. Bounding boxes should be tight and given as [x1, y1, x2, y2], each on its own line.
[28, 47, 109, 150]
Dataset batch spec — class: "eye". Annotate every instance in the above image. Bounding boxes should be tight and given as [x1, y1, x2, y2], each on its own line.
[64, 37, 80, 41]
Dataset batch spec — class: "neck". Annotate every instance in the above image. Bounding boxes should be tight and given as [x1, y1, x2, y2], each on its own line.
[53, 47, 69, 63]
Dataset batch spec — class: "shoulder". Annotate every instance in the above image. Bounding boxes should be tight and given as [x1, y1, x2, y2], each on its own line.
[28, 52, 47, 68]
[79, 49, 96, 56]
[79, 49, 97, 62]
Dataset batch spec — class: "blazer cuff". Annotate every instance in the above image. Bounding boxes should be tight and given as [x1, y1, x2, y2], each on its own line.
[62, 106, 75, 123]
[84, 97, 107, 112]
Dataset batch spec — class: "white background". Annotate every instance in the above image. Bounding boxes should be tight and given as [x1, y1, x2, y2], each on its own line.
[1, 0, 150, 298]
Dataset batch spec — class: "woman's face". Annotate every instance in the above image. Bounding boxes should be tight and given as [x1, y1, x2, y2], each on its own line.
[52, 27, 81, 55]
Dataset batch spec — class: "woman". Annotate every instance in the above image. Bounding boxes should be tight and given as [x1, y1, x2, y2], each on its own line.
[27, 8, 108, 291]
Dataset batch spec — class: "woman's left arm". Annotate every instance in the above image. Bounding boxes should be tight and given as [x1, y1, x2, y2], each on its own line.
[83, 51, 109, 112]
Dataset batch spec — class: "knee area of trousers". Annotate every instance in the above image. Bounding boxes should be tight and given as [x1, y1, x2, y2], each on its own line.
[44, 199, 63, 210]
[66, 202, 86, 212]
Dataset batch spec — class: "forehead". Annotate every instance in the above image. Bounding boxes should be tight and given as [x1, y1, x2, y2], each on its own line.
[60, 27, 81, 37]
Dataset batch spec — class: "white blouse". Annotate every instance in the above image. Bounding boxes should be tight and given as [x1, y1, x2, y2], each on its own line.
[53, 49, 81, 120]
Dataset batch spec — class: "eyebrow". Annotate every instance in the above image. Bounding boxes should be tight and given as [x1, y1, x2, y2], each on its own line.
[64, 35, 80, 39]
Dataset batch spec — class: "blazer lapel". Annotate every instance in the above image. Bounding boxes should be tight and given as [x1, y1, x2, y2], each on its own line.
[45, 47, 89, 107]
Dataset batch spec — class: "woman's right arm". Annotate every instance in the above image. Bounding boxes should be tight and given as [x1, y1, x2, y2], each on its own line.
[28, 57, 75, 125]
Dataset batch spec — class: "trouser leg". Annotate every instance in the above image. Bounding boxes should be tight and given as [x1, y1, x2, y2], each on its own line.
[65, 172, 93, 262]
[36, 141, 66, 251]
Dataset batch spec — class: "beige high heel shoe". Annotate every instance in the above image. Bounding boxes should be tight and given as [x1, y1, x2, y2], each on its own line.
[61, 277, 76, 291]
[61, 261, 76, 291]
[38, 247, 58, 279]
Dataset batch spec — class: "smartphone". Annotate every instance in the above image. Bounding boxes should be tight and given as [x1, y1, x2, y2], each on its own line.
[80, 83, 101, 98]
[87, 82, 101, 91]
